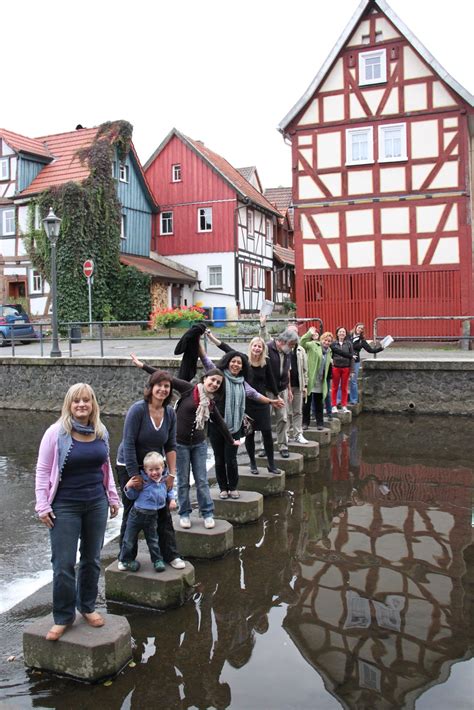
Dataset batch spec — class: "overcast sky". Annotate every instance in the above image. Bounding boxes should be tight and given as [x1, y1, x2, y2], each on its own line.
[3, 0, 472, 188]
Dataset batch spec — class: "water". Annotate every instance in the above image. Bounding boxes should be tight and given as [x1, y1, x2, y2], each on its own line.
[0, 411, 472, 709]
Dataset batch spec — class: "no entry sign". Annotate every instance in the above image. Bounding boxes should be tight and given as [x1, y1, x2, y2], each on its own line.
[83, 259, 94, 278]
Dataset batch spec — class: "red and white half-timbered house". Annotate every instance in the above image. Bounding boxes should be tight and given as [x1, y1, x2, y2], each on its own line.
[279, 0, 474, 337]
[145, 129, 281, 316]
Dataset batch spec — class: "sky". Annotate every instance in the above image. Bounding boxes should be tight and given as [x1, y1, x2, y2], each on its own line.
[3, 0, 472, 189]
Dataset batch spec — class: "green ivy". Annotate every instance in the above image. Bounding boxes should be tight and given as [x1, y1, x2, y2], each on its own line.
[23, 120, 151, 323]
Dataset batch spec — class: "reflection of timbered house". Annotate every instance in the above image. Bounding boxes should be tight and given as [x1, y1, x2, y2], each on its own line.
[284, 462, 472, 709]
[145, 129, 281, 316]
[278, 0, 474, 336]
[264, 187, 295, 307]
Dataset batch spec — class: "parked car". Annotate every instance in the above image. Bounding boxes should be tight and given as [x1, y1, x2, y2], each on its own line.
[0, 304, 36, 345]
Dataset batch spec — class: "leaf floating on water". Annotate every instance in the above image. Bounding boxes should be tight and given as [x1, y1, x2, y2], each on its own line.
[103, 680, 113, 686]
[7, 656, 16, 662]
[128, 661, 136, 668]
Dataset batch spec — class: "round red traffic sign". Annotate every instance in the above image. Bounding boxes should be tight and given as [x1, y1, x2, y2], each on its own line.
[83, 259, 94, 278]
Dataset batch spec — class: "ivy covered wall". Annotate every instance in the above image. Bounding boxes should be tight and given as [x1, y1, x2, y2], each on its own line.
[23, 121, 151, 323]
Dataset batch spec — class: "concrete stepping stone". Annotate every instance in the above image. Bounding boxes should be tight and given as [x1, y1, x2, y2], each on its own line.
[210, 488, 263, 524]
[333, 409, 352, 424]
[105, 549, 195, 610]
[348, 402, 362, 416]
[302, 427, 331, 445]
[302, 457, 320, 475]
[172, 511, 233, 559]
[256, 451, 303, 476]
[324, 417, 341, 434]
[237, 465, 285, 496]
[23, 613, 131, 682]
[288, 440, 319, 459]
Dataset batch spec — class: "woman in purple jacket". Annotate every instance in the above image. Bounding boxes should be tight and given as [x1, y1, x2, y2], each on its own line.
[35, 383, 120, 642]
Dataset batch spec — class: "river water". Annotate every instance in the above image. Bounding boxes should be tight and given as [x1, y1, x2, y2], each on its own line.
[0, 411, 472, 709]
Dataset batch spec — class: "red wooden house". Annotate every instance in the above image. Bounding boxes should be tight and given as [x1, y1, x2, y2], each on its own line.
[278, 0, 474, 338]
[144, 128, 281, 316]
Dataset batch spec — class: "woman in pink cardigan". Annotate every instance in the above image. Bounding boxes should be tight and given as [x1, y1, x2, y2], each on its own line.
[35, 383, 120, 641]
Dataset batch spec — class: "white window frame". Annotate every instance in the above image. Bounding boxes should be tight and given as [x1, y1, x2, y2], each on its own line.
[198, 207, 212, 232]
[31, 269, 43, 294]
[160, 211, 173, 235]
[346, 126, 374, 166]
[172, 164, 181, 182]
[0, 158, 9, 180]
[2, 208, 15, 235]
[252, 265, 259, 289]
[208, 265, 222, 288]
[243, 264, 251, 288]
[265, 219, 272, 244]
[247, 209, 254, 236]
[378, 123, 407, 162]
[119, 163, 129, 182]
[120, 214, 126, 240]
[359, 49, 387, 86]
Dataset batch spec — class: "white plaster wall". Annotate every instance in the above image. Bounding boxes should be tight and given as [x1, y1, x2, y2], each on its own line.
[298, 134, 312, 146]
[416, 204, 445, 232]
[328, 243, 340, 267]
[347, 241, 375, 267]
[382, 239, 411, 265]
[443, 117, 458, 129]
[300, 213, 315, 239]
[349, 93, 366, 120]
[412, 163, 436, 190]
[362, 88, 384, 115]
[380, 90, 399, 115]
[348, 169, 373, 195]
[320, 172, 342, 197]
[432, 82, 456, 108]
[303, 243, 329, 269]
[417, 238, 431, 263]
[317, 132, 341, 169]
[444, 204, 458, 231]
[0, 239, 16, 257]
[323, 94, 344, 122]
[29, 296, 48, 316]
[404, 83, 427, 112]
[10, 157, 17, 181]
[375, 16, 400, 40]
[429, 162, 458, 189]
[313, 212, 339, 239]
[320, 58, 344, 92]
[380, 167, 406, 192]
[431, 237, 459, 264]
[299, 175, 324, 199]
[443, 132, 458, 150]
[3, 265, 27, 275]
[298, 99, 319, 126]
[168, 252, 235, 301]
[403, 46, 432, 79]
[411, 121, 438, 159]
[18, 205, 29, 233]
[299, 147, 313, 167]
[381, 207, 409, 234]
[347, 19, 370, 46]
[2, 140, 14, 155]
[346, 209, 374, 237]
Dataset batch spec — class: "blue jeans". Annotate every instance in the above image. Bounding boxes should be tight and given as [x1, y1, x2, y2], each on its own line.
[349, 361, 361, 403]
[50, 495, 109, 625]
[120, 507, 162, 563]
[177, 441, 214, 518]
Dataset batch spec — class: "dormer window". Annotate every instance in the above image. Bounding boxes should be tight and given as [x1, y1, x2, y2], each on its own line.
[0, 158, 9, 180]
[359, 49, 386, 85]
[172, 164, 181, 182]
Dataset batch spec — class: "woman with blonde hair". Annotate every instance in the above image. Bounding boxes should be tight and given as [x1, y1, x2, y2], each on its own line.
[301, 328, 333, 430]
[35, 383, 120, 641]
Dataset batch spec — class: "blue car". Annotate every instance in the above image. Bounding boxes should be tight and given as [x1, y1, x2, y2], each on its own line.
[0, 304, 36, 345]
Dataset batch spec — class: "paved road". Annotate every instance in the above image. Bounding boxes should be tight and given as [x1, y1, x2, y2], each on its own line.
[1, 335, 473, 360]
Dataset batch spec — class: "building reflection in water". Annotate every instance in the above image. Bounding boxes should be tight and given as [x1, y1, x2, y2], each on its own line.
[284, 418, 472, 709]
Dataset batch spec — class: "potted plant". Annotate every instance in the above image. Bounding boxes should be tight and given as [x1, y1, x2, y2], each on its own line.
[150, 305, 205, 330]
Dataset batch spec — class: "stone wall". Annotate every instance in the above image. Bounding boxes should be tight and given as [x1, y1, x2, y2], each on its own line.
[361, 358, 474, 416]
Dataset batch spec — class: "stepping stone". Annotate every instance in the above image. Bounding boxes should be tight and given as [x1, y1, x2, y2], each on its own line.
[237, 465, 285, 496]
[333, 410, 352, 424]
[302, 457, 320, 475]
[288, 440, 319, 459]
[173, 511, 233, 559]
[324, 417, 341, 434]
[23, 613, 131, 682]
[210, 488, 263, 524]
[105, 549, 195, 610]
[256, 451, 303, 476]
[303, 427, 331, 445]
[348, 402, 363, 416]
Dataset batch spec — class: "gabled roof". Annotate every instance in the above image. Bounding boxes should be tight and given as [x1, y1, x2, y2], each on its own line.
[120, 254, 197, 284]
[273, 244, 295, 266]
[278, 0, 474, 133]
[237, 166, 263, 193]
[264, 187, 293, 214]
[0, 128, 52, 159]
[145, 128, 281, 218]
[19, 127, 99, 196]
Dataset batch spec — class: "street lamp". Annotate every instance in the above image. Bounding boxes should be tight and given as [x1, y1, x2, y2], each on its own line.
[43, 207, 62, 358]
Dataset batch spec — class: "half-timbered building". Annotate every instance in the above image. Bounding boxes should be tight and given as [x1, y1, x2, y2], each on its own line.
[144, 129, 281, 316]
[264, 186, 296, 308]
[278, 0, 474, 337]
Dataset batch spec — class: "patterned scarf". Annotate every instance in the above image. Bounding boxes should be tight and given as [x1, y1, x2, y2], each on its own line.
[223, 370, 245, 434]
[193, 383, 212, 430]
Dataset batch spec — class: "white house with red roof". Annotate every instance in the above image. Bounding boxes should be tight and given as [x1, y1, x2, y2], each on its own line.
[144, 128, 282, 317]
[278, 0, 474, 338]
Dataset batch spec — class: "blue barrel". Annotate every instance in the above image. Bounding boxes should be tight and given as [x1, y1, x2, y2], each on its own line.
[213, 306, 226, 328]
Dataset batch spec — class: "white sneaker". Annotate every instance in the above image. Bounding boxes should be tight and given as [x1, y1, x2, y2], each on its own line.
[341, 407, 350, 413]
[331, 406, 338, 414]
[295, 434, 309, 444]
[179, 516, 191, 529]
[170, 557, 186, 569]
[204, 517, 215, 529]
[117, 561, 127, 571]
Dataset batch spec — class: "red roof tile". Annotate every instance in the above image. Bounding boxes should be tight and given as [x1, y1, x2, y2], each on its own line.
[19, 127, 99, 196]
[263, 187, 292, 213]
[0, 128, 52, 159]
[273, 244, 295, 266]
[120, 254, 197, 283]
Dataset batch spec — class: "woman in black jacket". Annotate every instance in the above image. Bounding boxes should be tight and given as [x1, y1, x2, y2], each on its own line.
[330, 327, 354, 413]
[349, 323, 384, 404]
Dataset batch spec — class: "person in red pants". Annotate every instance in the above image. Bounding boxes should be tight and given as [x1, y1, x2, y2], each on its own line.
[330, 327, 354, 413]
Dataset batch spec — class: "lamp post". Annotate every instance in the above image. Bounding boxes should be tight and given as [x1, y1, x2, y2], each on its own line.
[43, 207, 62, 358]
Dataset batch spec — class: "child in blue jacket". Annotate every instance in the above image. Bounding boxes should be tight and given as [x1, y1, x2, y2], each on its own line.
[119, 451, 176, 572]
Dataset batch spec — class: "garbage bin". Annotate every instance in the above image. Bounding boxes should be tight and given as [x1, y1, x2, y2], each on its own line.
[70, 325, 82, 344]
[213, 307, 226, 328]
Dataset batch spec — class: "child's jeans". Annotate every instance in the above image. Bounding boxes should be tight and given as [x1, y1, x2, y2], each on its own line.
[120, 507, 163, 563]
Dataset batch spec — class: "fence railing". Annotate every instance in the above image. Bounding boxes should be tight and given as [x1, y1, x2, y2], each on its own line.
[372, 315, 473, 354]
